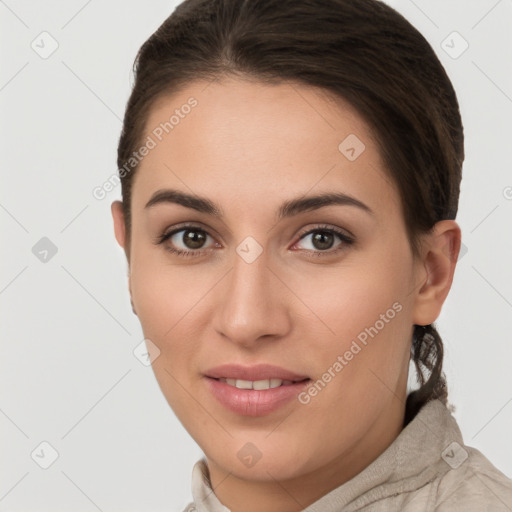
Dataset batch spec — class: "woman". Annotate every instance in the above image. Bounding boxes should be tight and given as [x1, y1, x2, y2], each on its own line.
[111, 0, 512, 510]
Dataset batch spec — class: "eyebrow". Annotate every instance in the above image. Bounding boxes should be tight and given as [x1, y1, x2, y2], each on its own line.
[144, 188, 374, 219]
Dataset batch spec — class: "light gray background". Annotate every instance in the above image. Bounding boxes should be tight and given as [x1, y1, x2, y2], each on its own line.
[1, 1, 511, 510]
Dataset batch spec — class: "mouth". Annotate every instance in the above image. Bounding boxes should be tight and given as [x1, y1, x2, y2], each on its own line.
[203, 364, 312, 416]
[205, 376, 311, 416]
[211, 377, 310, 390]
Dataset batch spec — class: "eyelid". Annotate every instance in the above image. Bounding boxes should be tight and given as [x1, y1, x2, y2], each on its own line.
[296, 223, 355, 242]
[154, 221, 221, 245]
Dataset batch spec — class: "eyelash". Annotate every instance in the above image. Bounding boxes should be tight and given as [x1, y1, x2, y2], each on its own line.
[154, 223, 355, 258]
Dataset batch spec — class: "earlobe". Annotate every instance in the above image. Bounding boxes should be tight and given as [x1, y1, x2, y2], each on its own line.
[111, 200, 126, 250]
[412, 220, 461, 326]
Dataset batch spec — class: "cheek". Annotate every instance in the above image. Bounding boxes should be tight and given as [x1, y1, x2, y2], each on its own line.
[288, 249, 413, 394]
[129, 259, 211, 413]
[130, 269, 188, 372]
[289, 254, 409, 345]
[129, 242, 213, 338]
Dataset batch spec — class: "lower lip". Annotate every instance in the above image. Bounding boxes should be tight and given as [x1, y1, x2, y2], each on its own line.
[205, 377, 310, 416]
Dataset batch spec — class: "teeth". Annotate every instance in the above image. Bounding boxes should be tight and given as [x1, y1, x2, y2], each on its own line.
[219, 378, 296, 389]
[235, 379, 253, 389]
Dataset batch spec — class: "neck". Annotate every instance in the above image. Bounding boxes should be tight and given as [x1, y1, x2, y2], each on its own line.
[207, 396, 406, 512]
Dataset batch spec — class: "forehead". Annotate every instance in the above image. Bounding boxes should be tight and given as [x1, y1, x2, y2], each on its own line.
[131, 77, 400, 220]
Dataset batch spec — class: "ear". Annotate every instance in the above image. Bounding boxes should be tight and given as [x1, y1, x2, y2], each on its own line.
[412, 220, 461, 326]
[111, 200, 127, 251]
[111, 201, 137, 315]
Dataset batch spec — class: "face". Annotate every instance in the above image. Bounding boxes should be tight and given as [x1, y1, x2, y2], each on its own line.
[112, 77, 441, 489]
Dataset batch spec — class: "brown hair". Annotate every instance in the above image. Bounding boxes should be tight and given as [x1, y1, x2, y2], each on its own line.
[117, 0, 464, 424]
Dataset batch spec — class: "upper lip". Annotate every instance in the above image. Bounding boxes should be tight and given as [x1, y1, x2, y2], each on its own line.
[205, 364, 309, 382]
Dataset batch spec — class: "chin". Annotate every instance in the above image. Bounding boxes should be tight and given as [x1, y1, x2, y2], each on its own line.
[203, 435, 316, 482]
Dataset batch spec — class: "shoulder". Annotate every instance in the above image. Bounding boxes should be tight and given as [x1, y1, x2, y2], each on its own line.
[433, 445, 512, 511]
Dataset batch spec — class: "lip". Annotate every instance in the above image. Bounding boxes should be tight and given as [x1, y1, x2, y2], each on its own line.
[204, 364, 309, 381]
[204, 364, 310, 416]
[205, 377, 310, 416]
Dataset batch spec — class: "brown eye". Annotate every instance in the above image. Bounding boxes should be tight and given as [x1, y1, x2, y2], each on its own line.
[295, 226, 353, 255]
[180, 229, 208, 249]
[156, 226, 218, 256]
[310, 231, 336, 250]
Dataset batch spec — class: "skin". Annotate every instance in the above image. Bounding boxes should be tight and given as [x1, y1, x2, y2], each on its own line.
[111, 76, 461, 512]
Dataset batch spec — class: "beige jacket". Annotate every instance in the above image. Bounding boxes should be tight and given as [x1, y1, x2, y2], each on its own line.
[182, 399, 512, 511]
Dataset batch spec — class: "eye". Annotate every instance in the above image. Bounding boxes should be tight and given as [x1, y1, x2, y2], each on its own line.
[154, 223, 355, 258]
[292, 225, 354, 256]
[154, 225, 220, 257]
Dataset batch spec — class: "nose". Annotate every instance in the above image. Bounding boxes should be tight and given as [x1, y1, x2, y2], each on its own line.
[211, 247, 292, 348]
